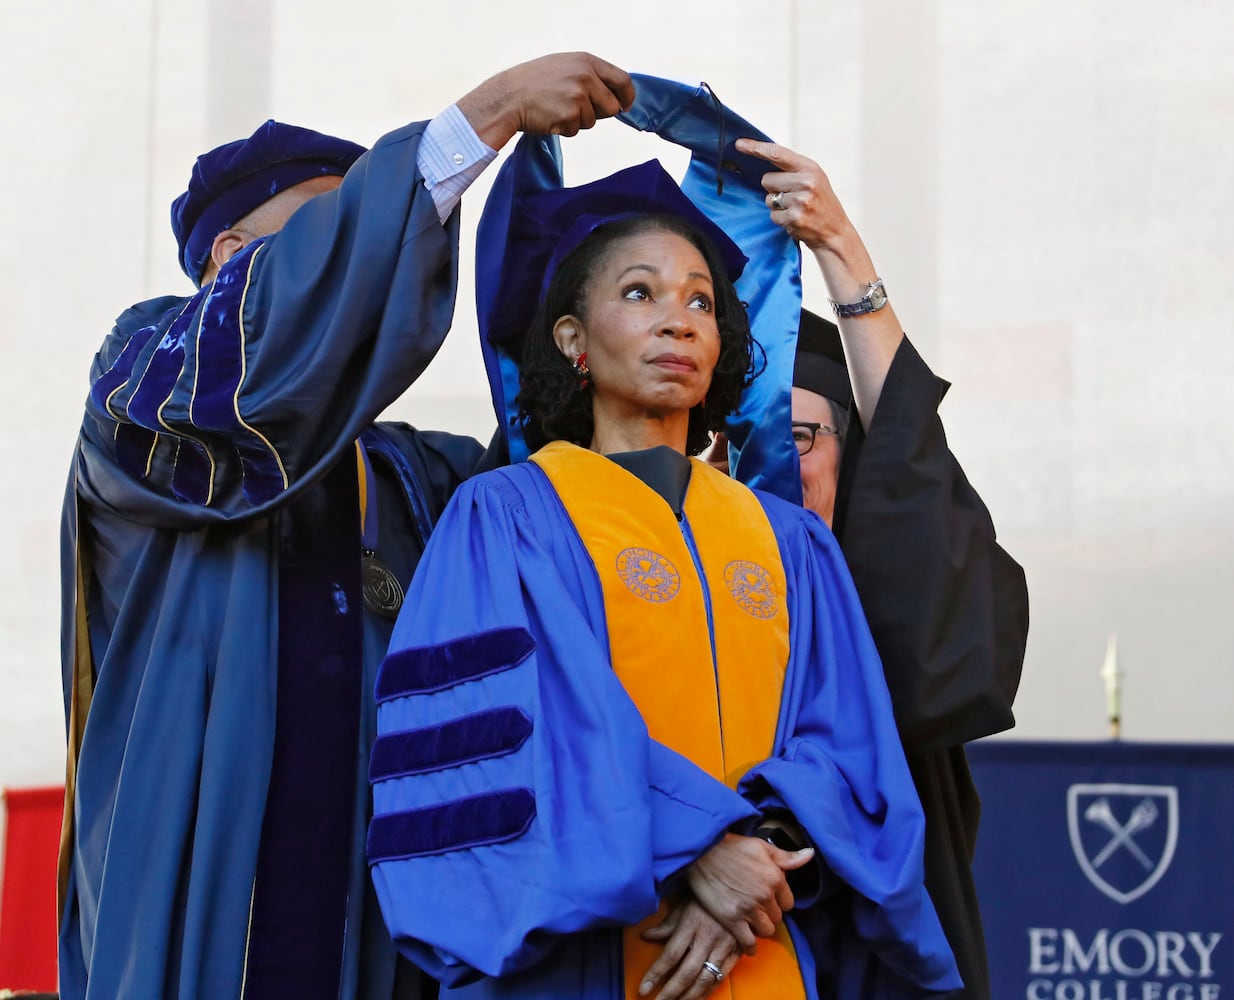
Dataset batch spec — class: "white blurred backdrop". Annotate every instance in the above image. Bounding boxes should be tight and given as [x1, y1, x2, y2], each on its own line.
[2, 0, 1232, 802]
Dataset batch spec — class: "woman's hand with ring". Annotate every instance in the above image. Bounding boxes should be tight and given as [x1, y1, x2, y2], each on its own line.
[736, 138, 855, 253]
[638, 897, 740, 999]
[734, 135, 902, 424]
[685, 832, 814, 952]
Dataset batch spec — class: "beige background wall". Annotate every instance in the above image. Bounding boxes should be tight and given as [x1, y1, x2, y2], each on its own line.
[2, 1, 1232, 804]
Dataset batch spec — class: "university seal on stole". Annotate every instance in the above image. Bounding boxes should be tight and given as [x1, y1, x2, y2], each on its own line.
[615, 548, 681, 603]
[723, 561, 779, 619]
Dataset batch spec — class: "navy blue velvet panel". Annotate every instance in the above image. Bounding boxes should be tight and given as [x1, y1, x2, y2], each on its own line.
[111, 422, 159, 487]
[190, 254, 248, 434]
[125, 303, 196, 430]
[190, 242, 287, 507]
[369, 706, 533, 782]
[367, 788, 536, 863]
[89, 322, 161, 421]
[242, 455, 362, 1000]
[375, 626, 535, 702]
[170, 439, 213, 507]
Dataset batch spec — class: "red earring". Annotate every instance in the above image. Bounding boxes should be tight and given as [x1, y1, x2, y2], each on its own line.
[573, 352, 591, 389]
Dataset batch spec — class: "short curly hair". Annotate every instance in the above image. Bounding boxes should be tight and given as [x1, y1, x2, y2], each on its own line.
[517, 214, 755, 456]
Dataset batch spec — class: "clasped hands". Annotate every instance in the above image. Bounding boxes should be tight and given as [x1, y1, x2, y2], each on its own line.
[637, 832, 815, 1000]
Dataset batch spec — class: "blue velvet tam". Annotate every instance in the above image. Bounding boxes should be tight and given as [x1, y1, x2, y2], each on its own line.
[170, 119, 366, 284]
[484, 159, 748, 352]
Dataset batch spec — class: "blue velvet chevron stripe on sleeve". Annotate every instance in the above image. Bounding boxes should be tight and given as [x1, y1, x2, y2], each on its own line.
[368, 788, 537, 863]
[369, 706, 533, 782]
[375, 626, 536, 700]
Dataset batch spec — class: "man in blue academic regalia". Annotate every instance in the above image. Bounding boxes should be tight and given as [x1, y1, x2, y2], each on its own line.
[58, 52, 634, 1000]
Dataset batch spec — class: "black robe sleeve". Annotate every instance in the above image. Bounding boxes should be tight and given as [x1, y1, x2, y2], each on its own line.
[831, 336, 1029, 755]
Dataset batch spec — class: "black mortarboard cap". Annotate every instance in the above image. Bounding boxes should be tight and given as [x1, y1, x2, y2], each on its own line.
[793, 309, 852, 407]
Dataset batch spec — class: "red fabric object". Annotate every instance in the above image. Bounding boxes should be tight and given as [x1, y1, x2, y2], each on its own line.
[0, 786, 63, 992]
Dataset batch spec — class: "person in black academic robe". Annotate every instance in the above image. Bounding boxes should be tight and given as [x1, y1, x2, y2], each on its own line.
[720, 138, 1031, 1000]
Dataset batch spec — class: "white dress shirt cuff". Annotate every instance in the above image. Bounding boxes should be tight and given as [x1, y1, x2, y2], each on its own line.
[417, 104, 498, 224]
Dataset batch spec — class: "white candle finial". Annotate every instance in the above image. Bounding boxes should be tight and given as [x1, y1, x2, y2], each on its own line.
[1100, 632, 1121, 739]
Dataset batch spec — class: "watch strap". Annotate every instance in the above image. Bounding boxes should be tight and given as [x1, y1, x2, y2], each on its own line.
[830, 278, 887, 318]
[753, 825, 802, 852]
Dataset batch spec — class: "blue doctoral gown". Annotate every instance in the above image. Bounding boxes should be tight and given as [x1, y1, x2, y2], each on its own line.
[367, 460, 962, 999]
[60, 121, 481, 1000]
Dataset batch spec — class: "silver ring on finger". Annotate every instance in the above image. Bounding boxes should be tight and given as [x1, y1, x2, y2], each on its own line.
[701, 960, 724, 982]
[771, 191, 786, 211]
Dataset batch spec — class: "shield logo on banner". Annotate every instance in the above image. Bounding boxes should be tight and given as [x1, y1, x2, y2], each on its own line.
[1067, 783, 1179, 904]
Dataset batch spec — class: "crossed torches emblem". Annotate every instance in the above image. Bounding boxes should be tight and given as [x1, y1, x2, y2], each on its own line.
[1083, 796, 1158, 870]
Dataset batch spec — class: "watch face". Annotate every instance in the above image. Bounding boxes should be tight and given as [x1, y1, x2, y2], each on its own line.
[869, 284, 888, 310]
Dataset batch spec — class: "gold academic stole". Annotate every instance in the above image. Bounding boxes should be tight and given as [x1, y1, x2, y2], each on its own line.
[531, 442, 805, 1000]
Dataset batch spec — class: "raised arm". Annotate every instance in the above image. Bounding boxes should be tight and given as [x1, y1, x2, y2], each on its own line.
[738, 137, 1028, 752]
[735, 138, 901, 431]
[78, 53, 635, 529]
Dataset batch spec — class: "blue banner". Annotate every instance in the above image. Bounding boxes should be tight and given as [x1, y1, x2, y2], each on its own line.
[968, 741, 1233, 1000]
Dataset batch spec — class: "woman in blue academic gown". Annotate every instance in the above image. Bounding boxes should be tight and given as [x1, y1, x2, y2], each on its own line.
[367, 165, 962, 1000]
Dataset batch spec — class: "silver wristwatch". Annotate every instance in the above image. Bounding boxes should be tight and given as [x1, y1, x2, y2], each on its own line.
[830, 278, 888, 318]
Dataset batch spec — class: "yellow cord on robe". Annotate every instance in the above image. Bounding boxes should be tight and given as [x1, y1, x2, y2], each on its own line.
[531, 442, 803, 1000]
[356, 441, 369, 538]
[59, 495, 96, 917]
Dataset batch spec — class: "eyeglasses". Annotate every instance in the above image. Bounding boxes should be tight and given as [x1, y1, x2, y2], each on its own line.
[792, 421, 842, 456]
